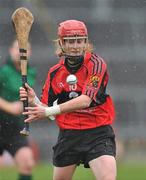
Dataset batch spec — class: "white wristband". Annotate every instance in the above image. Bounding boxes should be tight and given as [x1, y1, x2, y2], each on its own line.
[45, 105, 61, 117]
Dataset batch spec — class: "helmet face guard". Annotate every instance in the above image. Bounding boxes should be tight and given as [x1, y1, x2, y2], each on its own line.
[58, 20, 88, 57]
[60, 36, 88, 56]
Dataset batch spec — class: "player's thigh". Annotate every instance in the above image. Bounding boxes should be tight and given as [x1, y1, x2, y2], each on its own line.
[89, 155, 117, 180]
[53, 164, 77, 180]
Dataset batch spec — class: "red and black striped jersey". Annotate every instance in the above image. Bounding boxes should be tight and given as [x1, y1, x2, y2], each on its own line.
[41, 52, 115, 130]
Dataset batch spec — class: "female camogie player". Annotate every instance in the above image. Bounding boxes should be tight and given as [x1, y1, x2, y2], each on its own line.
[20, 20, 117, 180]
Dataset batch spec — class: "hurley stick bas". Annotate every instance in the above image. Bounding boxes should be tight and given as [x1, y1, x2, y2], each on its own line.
[12, 7, 34, 136]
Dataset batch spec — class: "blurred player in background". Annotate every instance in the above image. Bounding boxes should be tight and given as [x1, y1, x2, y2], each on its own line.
[20, 20, 117, 180]
[0, 39, 36, 180]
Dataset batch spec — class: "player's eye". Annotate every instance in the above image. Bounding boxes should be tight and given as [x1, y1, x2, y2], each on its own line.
[68, 39, 76, 44]
[78, 39, 87, 44]
[64, 39, 75, 44]
[77, 39, 82, 44]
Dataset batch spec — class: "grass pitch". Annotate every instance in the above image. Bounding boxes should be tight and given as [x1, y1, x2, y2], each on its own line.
[0, 162, 146, 180]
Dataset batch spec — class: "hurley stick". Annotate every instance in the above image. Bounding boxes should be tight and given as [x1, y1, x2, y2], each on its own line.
[12, 7, 34, 136]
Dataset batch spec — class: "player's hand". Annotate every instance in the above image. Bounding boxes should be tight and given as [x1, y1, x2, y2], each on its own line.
[23, 104, 46, 122]
[19, 83, 36, 105]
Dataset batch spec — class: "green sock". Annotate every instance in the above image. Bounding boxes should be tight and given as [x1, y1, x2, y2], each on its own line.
[18, 174, 32, 180]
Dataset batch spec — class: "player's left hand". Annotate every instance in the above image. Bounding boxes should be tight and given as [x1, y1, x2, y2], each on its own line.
[23, 105, 46, 122]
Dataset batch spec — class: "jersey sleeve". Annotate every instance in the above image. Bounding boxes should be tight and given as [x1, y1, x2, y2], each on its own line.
[82, 54, 107, 103]
[0, 67, 6, 92]
[27, 66, 37, 87]
[40, 72, 50, 105]
[40, 70, 58, 106]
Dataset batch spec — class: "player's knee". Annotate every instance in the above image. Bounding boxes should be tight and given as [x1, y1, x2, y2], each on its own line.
[15, 147, 35, 174]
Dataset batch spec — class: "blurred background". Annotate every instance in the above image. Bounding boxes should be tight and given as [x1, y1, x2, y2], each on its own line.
[0, 0, 146, 171]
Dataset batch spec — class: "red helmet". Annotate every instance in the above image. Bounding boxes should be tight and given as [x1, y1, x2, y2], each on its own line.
[58, 20, 88, 39]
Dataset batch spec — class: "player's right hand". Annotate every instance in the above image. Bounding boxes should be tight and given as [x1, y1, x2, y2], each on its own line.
[19, 83, 36, 105]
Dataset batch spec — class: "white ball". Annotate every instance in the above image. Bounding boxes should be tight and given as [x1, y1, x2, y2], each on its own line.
[66, 74, 77, 85]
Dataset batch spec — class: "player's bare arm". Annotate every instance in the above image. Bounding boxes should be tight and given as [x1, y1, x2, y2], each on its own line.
[22, 94, 92, 122]
[59, 94, 92, 113]
[0, 98, 23, 115]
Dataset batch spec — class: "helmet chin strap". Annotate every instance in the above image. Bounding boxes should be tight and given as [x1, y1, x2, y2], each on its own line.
[65, 54, 84, 64]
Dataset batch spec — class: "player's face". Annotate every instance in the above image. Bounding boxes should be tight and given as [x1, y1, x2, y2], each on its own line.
[62, 37, 87, 56]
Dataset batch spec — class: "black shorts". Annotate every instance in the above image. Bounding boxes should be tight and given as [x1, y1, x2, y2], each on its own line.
[0, 134, 29, 156]
[53, 125, 116, 168]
